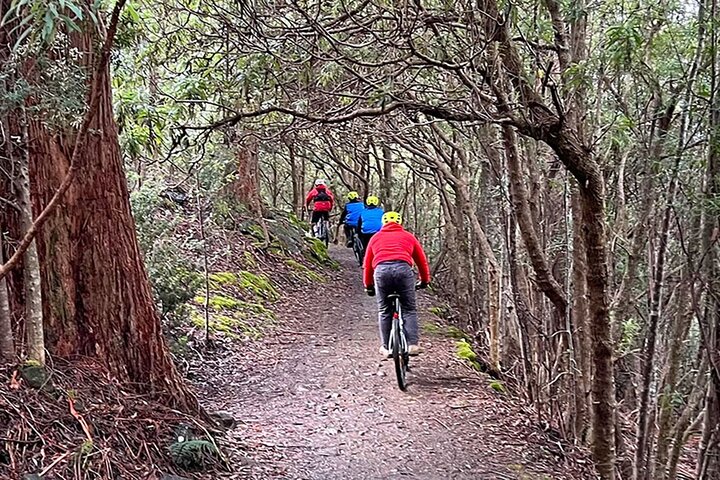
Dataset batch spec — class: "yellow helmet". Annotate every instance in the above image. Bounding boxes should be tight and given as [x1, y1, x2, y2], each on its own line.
[382, 211, 402, 225]
[347, 191, 359, 200]
[366, 195, 380, 206]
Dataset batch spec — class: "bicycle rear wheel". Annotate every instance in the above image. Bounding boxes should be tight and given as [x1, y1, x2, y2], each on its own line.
[353, 236, 363, 265]
[392, 317, 408, 391]
[320, 220, 329, 246]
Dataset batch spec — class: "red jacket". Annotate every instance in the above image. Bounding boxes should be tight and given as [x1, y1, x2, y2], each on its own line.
[305, 187, 334, 212]
[363, 223, 431, 287]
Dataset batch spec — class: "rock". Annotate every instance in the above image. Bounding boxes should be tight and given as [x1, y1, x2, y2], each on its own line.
[19, 363, 54, 392]
[210, 411, 236, 429]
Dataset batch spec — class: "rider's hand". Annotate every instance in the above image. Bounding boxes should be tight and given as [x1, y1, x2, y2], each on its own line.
[417, 281, 429, 290]
[365, 286, 376, 297]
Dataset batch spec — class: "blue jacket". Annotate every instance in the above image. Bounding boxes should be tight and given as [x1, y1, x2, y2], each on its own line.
[359, 206, 384, 234]
[343, 200, 364, 227]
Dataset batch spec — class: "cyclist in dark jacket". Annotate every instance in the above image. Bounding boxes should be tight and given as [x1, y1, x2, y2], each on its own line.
[338, 191, 364, 247]
[357, 195, 384, 252]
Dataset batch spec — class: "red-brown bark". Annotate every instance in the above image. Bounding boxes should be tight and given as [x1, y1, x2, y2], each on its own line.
[24, 3, 199, 411]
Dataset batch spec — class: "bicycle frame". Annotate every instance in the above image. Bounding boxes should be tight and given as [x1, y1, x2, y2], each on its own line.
[388, 294, 410, 391]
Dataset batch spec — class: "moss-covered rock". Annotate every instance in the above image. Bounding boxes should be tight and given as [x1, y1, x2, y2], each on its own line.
[285, 259, 326, 283]
[194, 295, 242, 310]
[238, 271, 279, 300]
[456, 340, 481, 371]
[20, 361, 53, 391]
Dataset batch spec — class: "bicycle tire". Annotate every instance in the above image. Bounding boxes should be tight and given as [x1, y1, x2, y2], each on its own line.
[392, 316, 408, 391]
[353, 236, 363, 265]
[323, 221, 329, 246]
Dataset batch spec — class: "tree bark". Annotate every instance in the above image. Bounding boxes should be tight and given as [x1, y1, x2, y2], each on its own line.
[17, 117, 45, 365]
[571, 187, 591, 442]
[0, 232, 14, 362]
[503, 126, 567, 318]
[634, 168, 677, 480]
[25, 3, 199, 411]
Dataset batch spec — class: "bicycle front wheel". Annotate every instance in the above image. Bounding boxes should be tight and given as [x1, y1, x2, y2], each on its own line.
[392, 317, 408, 391]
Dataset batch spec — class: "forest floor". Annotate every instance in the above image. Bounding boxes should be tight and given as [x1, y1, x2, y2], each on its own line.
[194, 245, 594, 480]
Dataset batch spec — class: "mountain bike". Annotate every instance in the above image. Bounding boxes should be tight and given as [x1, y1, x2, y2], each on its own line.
[387, 293, 410, 391]
[315, 216, 330, 247]
[350, 229, 364, 266]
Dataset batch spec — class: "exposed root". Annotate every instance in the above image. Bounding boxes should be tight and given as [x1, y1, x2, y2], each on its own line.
[0, 360, 225, 479]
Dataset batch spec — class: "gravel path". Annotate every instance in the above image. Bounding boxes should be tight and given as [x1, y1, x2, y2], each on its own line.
[198, 246, 590, 480]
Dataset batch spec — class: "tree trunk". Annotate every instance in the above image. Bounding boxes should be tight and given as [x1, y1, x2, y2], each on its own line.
[381, 144, 394, 210]
[571, 187, 591, 442]
[697, 0, 720, 473]
[502, 126, 567, 318]
[27, 9, 198, 411]
[234, 135, 263, 213]
[654, 273, 693, 479]
[0, 232, 14, 362]
[17, 118, 45, 366]
[288, 139, 304, 216]
[634, 169, 678, 480]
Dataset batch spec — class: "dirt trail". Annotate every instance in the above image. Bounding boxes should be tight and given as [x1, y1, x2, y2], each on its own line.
[198, 246, 588, 479]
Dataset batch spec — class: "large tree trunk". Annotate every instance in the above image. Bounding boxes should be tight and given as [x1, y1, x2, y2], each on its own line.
[233, 135, 263, 213]
[27, 10, 198, 411]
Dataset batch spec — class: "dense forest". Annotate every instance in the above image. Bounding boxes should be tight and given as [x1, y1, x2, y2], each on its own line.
[1, 0, 720, 479]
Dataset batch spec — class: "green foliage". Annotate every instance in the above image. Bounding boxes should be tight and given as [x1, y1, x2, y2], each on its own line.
[2, 0, 98, 50]
[169, 439, 220, 470]
[604, 17, 644, 69]
[619, 317, 641, 354]
[130, 180, 202, 320]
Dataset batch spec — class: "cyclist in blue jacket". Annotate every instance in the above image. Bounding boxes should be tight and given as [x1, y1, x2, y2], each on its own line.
[357, 195, 384, 253]
[339, 191, 364, 247]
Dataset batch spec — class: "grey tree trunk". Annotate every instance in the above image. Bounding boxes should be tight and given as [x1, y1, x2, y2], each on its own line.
[0, 232, 14, 362]
[17, 119, 45, 366]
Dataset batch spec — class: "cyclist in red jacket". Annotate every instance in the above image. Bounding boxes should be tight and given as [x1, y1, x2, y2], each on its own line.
[363, 211, 430, 357]
[305, 179, 334, 234]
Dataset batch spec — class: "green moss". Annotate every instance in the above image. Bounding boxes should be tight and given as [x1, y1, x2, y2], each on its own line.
[428, 305, 451, 318]
[456, 340, 481, 371]
[489, 380, 506, 394]
[304, 238, 339, 269]
[238, 271, 279, 300]
[209, 272, 238, 286]
[190, 310, 268, 339]
[194, 295, 242, 310]
[422, 322, 442, 334]
[446, 325, 471, 341]
[288, 212, 309, 231]
[243, 251, 258, 268]
[285, 258, 326, 283]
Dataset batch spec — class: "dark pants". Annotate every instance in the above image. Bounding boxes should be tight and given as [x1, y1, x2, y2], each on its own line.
[311, 211, 330, 223]
[359, 232, 374, 251]
[344, 224, 358, 245]
[374, 261, 419, 347]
